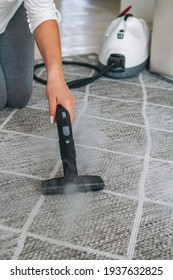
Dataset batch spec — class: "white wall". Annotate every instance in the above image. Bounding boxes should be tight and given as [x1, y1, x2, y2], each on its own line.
[120, 0, 156, 23]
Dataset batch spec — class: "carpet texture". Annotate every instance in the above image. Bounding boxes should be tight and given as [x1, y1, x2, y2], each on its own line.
[0, 53, 173, 260]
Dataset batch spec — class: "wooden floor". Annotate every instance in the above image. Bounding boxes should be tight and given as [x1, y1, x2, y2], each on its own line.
[35, 0, 120, 59]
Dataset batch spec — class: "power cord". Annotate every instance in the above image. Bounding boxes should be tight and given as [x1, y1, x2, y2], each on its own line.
[150, 71, 173, 84]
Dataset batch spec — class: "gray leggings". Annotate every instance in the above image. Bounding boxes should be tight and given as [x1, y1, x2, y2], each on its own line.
[0, 4, 34, 110]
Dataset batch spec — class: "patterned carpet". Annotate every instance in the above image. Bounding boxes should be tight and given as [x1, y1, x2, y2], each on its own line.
[0, 53, 173, 260]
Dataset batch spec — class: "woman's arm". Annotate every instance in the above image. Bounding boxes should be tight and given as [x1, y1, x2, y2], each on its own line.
[34, 20, 75, 123]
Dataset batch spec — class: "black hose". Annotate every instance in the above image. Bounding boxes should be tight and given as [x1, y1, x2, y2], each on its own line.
[33, 60, 115, 89]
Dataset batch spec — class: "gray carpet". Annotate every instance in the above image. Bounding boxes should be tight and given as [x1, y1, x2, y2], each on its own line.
[0, 53, 173, 260]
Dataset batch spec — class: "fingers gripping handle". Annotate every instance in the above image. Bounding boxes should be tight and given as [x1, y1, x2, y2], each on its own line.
[56, 105, 78, 177]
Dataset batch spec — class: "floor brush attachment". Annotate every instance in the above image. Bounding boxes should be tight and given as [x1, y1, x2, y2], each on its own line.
[41, 105, 105, 195]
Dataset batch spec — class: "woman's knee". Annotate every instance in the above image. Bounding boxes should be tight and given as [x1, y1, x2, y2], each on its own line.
[0, 65, 7, 110]
[7, 82, 33, 109]
[0, 65, 33, 109]
[0, 93, 7, 110]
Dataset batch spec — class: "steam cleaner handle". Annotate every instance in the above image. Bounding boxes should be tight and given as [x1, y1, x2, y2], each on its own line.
[56, 105, 78, 177]
[56, 105, 73, 140]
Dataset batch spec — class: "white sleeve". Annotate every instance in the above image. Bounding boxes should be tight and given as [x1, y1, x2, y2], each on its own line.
[24, 0, 61, 33]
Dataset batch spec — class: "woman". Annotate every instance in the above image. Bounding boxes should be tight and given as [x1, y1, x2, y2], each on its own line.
[0, 0, 75, 123]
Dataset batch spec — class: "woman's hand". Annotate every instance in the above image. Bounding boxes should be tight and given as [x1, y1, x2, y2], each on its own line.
[46, 77, 75, 124]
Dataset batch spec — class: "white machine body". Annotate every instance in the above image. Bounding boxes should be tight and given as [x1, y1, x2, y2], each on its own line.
[98, 14, 150, 78]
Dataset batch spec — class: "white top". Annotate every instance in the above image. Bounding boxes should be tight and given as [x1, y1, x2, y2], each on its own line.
[0, 0, 61, 34]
